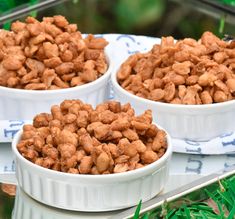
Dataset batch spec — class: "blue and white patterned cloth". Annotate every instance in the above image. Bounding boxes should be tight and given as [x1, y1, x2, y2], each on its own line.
[1, 34, 235, 155]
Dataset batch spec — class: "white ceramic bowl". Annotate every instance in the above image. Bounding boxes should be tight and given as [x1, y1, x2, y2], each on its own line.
[111, 70, 235, 141]
[0, 46, 113, 120]
[12, 128, 172, 212]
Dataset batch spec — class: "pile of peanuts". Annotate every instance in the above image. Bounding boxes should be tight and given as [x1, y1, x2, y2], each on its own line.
[0, 16, 108, 90]
[17, 100, 167, 174]
[117, 31, 235, 104]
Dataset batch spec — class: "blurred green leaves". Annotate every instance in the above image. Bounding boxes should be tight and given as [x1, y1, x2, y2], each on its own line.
[219, 0, 235, 6]
[0, 0, 234, 40]
[0, 0, 16, 12]
[0, 0, 16, 29]
[0, 0, 39, 29]
[115, 0, 165, 32]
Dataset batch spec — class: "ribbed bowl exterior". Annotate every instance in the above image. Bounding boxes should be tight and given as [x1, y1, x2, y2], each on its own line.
[111, 72, 235, 141]
[0, 46, 112, 120]
[12, 130, 172, 212]
[0, 82, 109, 120]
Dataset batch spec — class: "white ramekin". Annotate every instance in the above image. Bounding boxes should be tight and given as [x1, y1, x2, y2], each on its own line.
[12, 128, 172, 212]
[111, 70, 235, 141]
[0, 46, 113, 120]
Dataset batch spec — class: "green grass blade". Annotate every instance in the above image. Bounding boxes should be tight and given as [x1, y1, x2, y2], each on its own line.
[227, 205, 235, 219]
[133, 200, 142, 219]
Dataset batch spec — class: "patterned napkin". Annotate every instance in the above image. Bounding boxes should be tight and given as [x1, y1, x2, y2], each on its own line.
[173, 133, 235, 154]
[0, 120, 30, 143]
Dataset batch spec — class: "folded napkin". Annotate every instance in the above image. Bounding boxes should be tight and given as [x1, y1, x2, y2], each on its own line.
[0, 120, 30, 143]
[1, 120, 235, 155]
[173, 133, 235, 155]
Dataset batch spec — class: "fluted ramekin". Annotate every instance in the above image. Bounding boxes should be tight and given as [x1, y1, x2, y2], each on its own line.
[111, 70, 235, 141]
[12, 128, 172, 212]
[0, 46, 113, 120]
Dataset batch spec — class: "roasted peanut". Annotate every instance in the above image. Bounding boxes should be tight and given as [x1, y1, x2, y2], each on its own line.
[122, 129, 139, 141]
[96, 152, 110, 173]
[57, 129, 78, 146]
[226, 79, 235, 93]
[58, 143, 76, 158]
[141, 151, 158, 164]
[79, 156, 93, 174]
[114, 163, 129, 173]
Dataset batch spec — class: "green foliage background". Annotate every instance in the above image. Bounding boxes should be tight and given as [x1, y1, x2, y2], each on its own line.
[0, 0, 234, 39]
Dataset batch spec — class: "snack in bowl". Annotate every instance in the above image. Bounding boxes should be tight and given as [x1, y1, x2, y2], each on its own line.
[111, 32, 235, 141]
[117, 31, 235, 104]
[17, 100, 168, 174]
[0, 16, 113, 120]
[0, 15, 108, 90]
[12, 100, 172, 211]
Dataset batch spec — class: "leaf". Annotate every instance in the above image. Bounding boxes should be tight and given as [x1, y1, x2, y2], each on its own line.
[183, 204, 191, 218]
[115, 0, 165, 31]
[133, 200, 142, 219]
[227, 205, 235, 219]
[142, 213, 149, 219]
[220, 0, 235, 6]
[3, 22, 11, 30]
[0, 0, 15, 12]
[217, 190, 233, 207]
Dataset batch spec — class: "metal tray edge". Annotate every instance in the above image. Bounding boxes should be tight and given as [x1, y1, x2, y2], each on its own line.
[111, 166, 235, 219]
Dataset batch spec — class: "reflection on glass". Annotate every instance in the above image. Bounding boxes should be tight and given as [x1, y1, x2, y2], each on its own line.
[11, 186, 120, 219]
[0, 183, 15, 219]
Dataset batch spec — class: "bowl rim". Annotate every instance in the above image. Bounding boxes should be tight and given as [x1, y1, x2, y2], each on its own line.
[0, 47, 113, 96]
[12, 126, 172, 181]
[111, 66, 235, 111]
